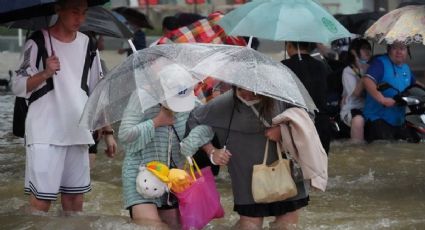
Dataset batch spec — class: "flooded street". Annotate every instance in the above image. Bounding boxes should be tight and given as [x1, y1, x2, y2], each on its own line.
[1, 50, 424, 229]
[1, 89, 424, 229]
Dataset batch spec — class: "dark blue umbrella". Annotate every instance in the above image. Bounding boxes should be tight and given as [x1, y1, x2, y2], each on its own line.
[3, 6, 133, 39]
[0, 0, 108, 24]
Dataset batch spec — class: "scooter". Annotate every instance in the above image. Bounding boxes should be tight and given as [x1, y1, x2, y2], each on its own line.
[377, 82, 425, 140]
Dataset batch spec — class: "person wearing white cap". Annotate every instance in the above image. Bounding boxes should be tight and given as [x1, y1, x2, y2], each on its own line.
[118, 64, 210, 228]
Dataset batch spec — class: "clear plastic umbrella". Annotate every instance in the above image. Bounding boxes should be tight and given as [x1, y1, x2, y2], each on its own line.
[80, 43, 317, 130]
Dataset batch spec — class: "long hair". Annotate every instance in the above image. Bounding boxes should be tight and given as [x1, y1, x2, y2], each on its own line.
[345, 38, 371, 66]
[232, 87, 274, 119]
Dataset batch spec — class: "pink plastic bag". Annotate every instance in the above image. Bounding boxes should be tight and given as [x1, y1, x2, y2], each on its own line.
[176, 166, 224, 230]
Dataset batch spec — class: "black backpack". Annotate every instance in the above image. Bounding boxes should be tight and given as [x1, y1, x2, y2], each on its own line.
[12, 31, 97, 138]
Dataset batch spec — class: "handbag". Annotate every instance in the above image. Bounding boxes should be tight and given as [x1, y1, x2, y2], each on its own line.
[252, 139, 298, 203]
[176, 158, 224, 230]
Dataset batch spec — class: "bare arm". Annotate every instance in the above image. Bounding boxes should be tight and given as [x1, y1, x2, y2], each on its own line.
[363, 77, 395, 107]
[26, 55, 59, 93]
[101, 125, 117, 158]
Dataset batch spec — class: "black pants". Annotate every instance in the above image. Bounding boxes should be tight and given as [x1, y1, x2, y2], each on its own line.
[315, 113, 332, 154]
[364, 119, 420, 143]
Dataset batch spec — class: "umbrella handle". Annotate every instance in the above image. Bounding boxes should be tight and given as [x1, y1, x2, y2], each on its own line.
[128, 39, 137, 53]
[247, 36, 253, 48]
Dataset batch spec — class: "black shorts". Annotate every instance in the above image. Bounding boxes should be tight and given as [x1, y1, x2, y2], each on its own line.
[234, 197, 309, 217]
[364, 119, 420, 143]
[351, 109, 363, 117]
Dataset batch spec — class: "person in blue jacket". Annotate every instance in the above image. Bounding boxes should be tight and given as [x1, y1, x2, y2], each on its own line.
[362, 42, 421, 142]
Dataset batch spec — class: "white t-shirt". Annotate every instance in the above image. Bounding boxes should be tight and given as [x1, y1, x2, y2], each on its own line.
[13, 30, 101, 145]
[340, 66, 364, 126]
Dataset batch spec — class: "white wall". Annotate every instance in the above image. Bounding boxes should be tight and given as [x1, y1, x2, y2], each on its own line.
[317, 0, 374, 14]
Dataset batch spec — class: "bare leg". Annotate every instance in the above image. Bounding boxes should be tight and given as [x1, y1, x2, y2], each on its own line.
[232, 215, 263, 230]
[131, 204, 169, 229]
[89, 153, 96, 169]
[29, 194, 51, 212]
[61, 193, 84, 212]
[350, 115, 365, 142]
[270, 210, 299, 230]
[159, 208, 180, 229]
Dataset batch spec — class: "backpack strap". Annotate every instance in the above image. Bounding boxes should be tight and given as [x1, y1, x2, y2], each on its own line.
[27, 30, 54, 105]
[80, 34, 97, 95]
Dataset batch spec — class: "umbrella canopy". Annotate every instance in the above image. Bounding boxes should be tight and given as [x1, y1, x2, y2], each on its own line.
[79, 43, 316, 130]
[157, 12, 247, 45]
[217, 0, 351, 44]
[3, 6, 133, 39]
[80, 6, 133, 38]
[365, 5, 425, 45]
[335, 12, 384, 35]
[113, 7, 153, 29]
[0, 0, 108, 24]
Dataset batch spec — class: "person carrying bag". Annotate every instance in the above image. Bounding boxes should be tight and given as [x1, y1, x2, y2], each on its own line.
[176, 157, 224, 230]
[252, 139, 298, 203]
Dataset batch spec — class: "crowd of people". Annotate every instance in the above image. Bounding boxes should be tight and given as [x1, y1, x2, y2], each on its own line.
[9, 0, 422, 229]
[325, 38, 422, 144]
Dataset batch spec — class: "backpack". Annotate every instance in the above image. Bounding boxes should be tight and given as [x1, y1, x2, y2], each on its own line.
[12, 31, 97, 138]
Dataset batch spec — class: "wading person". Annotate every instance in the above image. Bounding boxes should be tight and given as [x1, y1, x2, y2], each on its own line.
[180, 88, 311, 229]
[12, 0, 117, 213]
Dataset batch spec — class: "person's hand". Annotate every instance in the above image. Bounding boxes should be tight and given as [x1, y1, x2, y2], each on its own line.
[265, 126, 282, 142]
[153, 106, 175, 127]
[381, 97, 396, 107]
[186, 156, 193, 166]
[103, 134, 117, 158]
[210, 148, 232, 166]
[45, 55, 60, 76]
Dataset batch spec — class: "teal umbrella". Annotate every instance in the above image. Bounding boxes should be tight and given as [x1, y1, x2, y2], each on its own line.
[218, 0, 351, 44]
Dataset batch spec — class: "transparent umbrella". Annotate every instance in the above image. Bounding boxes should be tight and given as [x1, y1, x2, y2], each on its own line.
[80, 43, 317, 130]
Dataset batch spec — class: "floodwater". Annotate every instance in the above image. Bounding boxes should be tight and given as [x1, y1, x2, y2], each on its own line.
[0, 51, 424, 229]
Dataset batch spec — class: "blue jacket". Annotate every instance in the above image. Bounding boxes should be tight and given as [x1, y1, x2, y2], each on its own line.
[363, 55, 415, 126]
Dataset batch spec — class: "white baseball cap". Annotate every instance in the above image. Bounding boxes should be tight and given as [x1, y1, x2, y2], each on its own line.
[158, 63, 196, 112]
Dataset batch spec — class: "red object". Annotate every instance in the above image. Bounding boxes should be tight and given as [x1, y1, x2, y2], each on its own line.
[185, 0, 205, 4]
[234, 0, 246, 4]
[138, 0, 158, 5]
[157, 12, 247, 46]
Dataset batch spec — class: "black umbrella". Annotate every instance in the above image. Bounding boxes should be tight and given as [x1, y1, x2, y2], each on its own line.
[3, 7, 133, 39]
[0, 0, 110, 60]
[113, 7, 154, 29]
[175, 12, 205, 27]
[0, 0, 109, 24]
[335, 12, 385, 35]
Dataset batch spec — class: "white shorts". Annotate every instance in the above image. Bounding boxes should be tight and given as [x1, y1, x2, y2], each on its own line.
[24, 144, 91, 200]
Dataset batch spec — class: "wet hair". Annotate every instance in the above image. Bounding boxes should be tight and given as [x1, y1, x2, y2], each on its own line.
[349, 38, 371, 57]
[287, 41, 317, 52]
[346, 38, 371, 65]
[162, 16, 180, 31]
[386, 43, 411, 59]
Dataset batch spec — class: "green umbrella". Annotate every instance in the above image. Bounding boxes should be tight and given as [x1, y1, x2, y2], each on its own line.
[218, 0, 351, 44]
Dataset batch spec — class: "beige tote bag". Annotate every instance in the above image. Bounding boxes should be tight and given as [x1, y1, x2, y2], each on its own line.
[252, 139, 297, 203]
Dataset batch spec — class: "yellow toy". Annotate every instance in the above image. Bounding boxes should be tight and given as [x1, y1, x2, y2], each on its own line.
[146, 161, 170, 183]
[168, 168, 193, 193]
